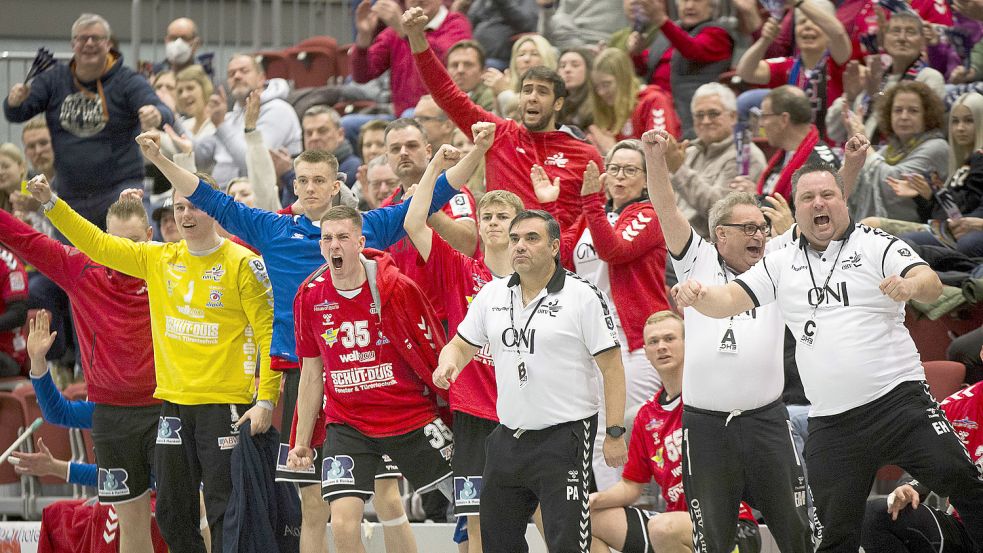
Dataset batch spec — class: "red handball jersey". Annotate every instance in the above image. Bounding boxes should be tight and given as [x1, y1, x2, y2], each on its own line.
[0, 246, 28, 368]
[382, 186, 478, 320]
[295, 279, 438, 437]
[421, 233, 498, 421]
[623, 389, 756, 521]
[941, 382, 983, 473]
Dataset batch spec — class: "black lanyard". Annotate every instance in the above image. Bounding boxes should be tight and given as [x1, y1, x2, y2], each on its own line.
[803, 239, 847, 312]
[509, 289, 547, 345]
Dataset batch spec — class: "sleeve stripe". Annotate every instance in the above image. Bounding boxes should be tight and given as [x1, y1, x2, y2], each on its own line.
[592, 343, 621, 357]
[458, 333, 483, 349]
[882, 238, 898, 278]
[734, 279, 760, 308]
[669, 228, 695, 261]
[900, 261, 928, 278]
[762, 257, 777, 297]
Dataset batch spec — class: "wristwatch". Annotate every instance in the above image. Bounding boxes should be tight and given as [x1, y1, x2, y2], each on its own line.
[605, 425, 626, 438]
[41, 194, 58, 213]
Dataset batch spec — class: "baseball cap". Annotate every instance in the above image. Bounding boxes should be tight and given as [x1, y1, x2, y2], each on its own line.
[152, 196, 174, 223]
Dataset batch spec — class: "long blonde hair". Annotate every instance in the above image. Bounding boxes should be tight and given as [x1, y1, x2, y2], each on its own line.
[508, 35, 558, 91]
[590, 48, 640, 135]
[950, 92, 983, 176]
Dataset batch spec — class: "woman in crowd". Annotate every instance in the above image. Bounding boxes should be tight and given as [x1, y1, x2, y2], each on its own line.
[588, 47, 681, 155]
[736, 0, 851, 139]
[0, 143, 27, 214]
[848, 81, 949, 222]
[542, 139, 669, 490]
[556, 47, 595, 130]
[866, 93, 983, 256]
[483, 34, 557, 117]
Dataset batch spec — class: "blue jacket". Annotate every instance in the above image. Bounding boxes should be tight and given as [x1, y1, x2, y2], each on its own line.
[30, 371, 97, 487]
[223, 422, 300, 553]
[188, 173, 458, 362]
[3, 52, 174, 198]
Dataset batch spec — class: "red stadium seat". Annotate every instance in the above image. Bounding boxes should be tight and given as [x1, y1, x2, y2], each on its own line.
[0, 391, 30, 518]
[288, 36, 342, 88]
[11, 386, 75, 486]
[923, 360, 966, 401]
[255, 50, 292, 81]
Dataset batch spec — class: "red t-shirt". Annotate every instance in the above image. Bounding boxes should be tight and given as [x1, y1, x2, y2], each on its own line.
[294, 279, 438, 437]
[420, 233, 498, 421]
[0, 246, 28, 368]
[382, 186, 478, 320]
[766, 55, 845, 110]
[623, 389, 756, 521]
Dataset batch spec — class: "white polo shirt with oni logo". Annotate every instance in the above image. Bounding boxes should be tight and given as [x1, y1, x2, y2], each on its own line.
[671, 229, 789, 412]
[735, 223, 929, 417]
[456, 265, 620, 431]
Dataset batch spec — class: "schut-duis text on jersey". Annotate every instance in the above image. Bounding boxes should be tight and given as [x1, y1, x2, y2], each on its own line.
[294, 278, 438, 438]
[735, 223, 930, 416]
[45, 200, 280, 406]
[624, 389, 756, 522]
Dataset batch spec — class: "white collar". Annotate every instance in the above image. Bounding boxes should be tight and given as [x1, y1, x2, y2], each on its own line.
[426, 6, 449, 30]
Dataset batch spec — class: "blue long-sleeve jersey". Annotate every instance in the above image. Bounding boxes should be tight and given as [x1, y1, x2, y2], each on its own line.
[29, 371, 97, 487]
[188, 174, 458, 362]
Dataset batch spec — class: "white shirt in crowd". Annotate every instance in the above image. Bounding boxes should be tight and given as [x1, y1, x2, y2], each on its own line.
[457, 266, 620, 430]
[671, 229, 789, 412]
[735, 223, 929, 417]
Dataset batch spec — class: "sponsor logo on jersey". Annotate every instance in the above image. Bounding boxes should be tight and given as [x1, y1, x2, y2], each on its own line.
[314, 301, 339, 312]
[322, 314, 334, 326]
[952, 417, 979, 430]
[331, 363, 395, 392]
[653, 447, 665, 468]
[544, 152, 569, 168]
[206, 289, 224, 308]
[156, 417, 183, 445]
[898, 247, 912, 257]
[176, 305, 205, 319]
[217, 436, 240, 450]
[322, 455, 356, 486]
[165, 316, 219, 344]
[9, 272, 25, 293]
[644, 417, 664, 431]
[339, 350, 377, 363]
[322, 328, 339, 347]
[450, 194, 473, 217]
[98, 468, 131, 497]
[538, 300, 562, 317]
[202, 263, 226, 281]
[840, 252, 862, 269]
[454, 476, 482, 506]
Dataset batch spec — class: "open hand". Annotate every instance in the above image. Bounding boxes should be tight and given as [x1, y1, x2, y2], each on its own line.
[531, 164, 560, 204]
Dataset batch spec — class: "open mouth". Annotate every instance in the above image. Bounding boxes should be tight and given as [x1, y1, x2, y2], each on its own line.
[814, 215, 830, 226]
[331, 255, 343, 270]
[524, 108, 540, 118]
[746, 245, 763, 256]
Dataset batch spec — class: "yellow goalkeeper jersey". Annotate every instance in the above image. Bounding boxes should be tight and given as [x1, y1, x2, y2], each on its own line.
[47, 199, 280, 406]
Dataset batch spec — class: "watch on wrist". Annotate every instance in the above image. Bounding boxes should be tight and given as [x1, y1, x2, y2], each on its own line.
[41, 195, 57, 213]
[605, 425, 626, 438]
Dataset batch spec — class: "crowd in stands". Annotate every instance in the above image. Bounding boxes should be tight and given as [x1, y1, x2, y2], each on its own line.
[2, 0, 983, 552]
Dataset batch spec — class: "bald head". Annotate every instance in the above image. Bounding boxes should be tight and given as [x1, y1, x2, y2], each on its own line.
[166, 18, 198, 42]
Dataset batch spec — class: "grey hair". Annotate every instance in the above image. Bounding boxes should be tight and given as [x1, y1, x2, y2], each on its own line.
[605, 139, 647, 173]
[791, 162, 844, 200]
[691, 83, 737, 115]
[887, 11, 924, 34]
[72, 13, 111, 39]
[367, 154, 389, 170]
[707, 191, 760, 241]
[303, 104, 342, 127]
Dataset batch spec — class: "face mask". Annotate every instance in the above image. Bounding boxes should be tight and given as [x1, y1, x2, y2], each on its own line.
[165, 38, 193, 65]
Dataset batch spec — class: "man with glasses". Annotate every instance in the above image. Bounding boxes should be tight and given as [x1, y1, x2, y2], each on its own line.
[663, 83, 767, 239]
[4, 12, 174, 230]
[731, 86, 839, 202]
[643, 128, 813, 553]
[414, 95, 456, 150]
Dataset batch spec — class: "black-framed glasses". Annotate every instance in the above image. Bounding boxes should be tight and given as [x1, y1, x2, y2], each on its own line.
[415, 115, 447, 123]
[719, 222, 771, 236]
[73, 35, 108, 45]
[605, 164, 643, 178]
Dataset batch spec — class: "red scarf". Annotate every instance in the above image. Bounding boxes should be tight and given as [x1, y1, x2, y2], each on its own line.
[757, 125, 820, 200]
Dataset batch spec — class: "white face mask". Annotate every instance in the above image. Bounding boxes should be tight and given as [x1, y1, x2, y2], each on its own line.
[165, 38, 194, 65]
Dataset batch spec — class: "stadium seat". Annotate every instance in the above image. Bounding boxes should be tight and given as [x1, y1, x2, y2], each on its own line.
[288, 36, 342, 88]
[923, 360, 967, 401]
[0, 391, 30, 518]
[255, 50, 291, 82]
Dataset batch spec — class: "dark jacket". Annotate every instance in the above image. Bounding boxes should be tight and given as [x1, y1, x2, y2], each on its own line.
[223, 422, 301, 553]
[468, 0, 539, 61]
[4, 51, 174, 198]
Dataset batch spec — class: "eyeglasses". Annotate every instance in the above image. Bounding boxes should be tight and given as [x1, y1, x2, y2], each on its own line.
[73, 35, 108, 45]
[693, 110, 724, 121]
[415, 115, 447, 123]
[605, 164, 643, 178]
[719, 222, 771, 236]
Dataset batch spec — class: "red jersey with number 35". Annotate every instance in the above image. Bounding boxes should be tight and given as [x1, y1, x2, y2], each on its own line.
[623, 389, 756, 521]
[0, 246, 28, 368]
[294, 278, 438, 438]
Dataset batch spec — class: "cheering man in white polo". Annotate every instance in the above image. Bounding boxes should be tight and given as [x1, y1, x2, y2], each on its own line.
[434, 209, 628, 553]
[673, 161, 983, 553]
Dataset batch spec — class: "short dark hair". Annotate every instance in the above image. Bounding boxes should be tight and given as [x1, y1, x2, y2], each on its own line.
[791, 161, 844, 199]
[509, 209, 561, 243]
[520, 66, 568, 99]
[358, 119, 389, 152]
[877, 80, 945, 137]
[446, 39, 486, 68]
[384, 117, 429, 143]
[294, 149, 340, 174]
[766, 85, 812, 125]
[320, 205, 363, 232]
